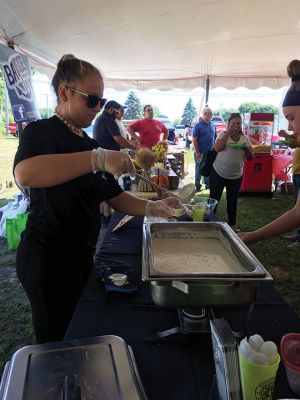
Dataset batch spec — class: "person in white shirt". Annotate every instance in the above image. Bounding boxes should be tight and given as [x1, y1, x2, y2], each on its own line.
[115, 106, 127, 138]
[209, 113, 253, 233]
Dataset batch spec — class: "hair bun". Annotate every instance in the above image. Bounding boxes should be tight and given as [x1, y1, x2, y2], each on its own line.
[57, 54, 76, 66]
[287, 59, 300, 79]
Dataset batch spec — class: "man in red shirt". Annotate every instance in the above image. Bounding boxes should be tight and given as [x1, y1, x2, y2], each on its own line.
[127, 104, 168, 148]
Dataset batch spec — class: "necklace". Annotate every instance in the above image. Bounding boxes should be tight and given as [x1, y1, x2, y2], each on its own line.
[55, 110, 83, 136]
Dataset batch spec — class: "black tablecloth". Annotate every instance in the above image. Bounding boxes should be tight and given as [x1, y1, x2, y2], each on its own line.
[66, 212, 300, 400]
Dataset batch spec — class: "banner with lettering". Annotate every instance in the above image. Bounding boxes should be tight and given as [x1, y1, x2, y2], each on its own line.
[0, 43, 40, 123]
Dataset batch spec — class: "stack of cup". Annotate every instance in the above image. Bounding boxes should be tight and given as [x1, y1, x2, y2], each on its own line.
[239, 335, 280, 400]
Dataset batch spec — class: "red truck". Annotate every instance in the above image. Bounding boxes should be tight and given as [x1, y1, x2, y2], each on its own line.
[8, 122, 27, 137]
[212, 115, 226, 136]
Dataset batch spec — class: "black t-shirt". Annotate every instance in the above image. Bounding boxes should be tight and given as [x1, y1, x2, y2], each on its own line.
[14, 116, 123, 253]
[92, 110, 121, 151]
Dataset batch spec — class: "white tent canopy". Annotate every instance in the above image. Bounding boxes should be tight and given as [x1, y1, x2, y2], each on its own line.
[0, 0, 298, 90]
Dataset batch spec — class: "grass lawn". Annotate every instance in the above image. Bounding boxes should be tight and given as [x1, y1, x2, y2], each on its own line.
[0, 140, 299, 374]
[0, 136, 33, 374]
[0, 136, 19, 205]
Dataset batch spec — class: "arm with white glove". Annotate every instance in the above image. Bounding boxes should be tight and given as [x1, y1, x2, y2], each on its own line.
[14, 147, 135, 188]
[91, 147, 135, 179]
[107, 192, 182, 218]
[145, 197, 182, 218]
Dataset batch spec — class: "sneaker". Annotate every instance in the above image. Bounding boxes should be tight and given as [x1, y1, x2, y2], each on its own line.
[283, 234, 298, 240]
[287, 241, 300, 250]
[230, 225, 241, 233]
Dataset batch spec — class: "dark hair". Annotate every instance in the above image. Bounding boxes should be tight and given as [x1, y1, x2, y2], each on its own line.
[227, 113, 242, 124]
[51, 54, 102, 98]
[144, 104, 152, 112]
[287, 59, 300, 91]
[282, 60, 300, 107]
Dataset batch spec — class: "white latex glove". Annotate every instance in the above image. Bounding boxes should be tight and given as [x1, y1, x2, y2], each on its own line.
[91, 148, 135, 179]
[145, 197, 182, 217]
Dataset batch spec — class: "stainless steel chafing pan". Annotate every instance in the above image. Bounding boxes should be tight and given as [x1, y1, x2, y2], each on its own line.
[142, 221, 272, 307]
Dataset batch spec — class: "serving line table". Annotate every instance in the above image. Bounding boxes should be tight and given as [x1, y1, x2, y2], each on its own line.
[65, 212, 300, 399]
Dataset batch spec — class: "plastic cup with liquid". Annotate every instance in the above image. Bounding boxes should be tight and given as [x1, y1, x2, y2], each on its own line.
[193, 196, 218, 212]
[192, 203, 206, 221]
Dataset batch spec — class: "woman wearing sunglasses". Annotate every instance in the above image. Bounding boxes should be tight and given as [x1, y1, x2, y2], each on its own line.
[13, 54, 180, 344]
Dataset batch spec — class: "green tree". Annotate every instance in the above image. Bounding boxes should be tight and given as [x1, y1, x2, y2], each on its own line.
[124, 91, 143, 119]
[238, 102, 279, 115]
[0, 68, 5, 117]
[152, 105, 161, 117]
[213, 107, 239, 122]
[0, 68, 7, 128]
[256, 104, 279, 114]
[181, 98, 197, 126]
[173, 118, 181, 125]
[38, 106, 55, 119]
[0, 68, 14, 135]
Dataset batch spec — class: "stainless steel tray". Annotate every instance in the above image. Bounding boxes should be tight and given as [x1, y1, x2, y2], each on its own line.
[0, 335, 147, 400]
[142, 221, 272, 281]
[142, 221, 272, 307]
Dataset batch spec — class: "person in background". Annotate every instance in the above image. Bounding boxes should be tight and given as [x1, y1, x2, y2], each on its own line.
[209, 113, 253, 233]
[185, 126, 192, 148]
[93, 100, 137, 152]
[127, 104, 168, 148]
[192, 107, 216, 192]
[93, 101, 137, 225]
[13, 54, 181, 344]
[115, 106, 127, 140]
[239, 59, 300, 245]
[114, 106, 139, 151]
[276, 128, 300, 249]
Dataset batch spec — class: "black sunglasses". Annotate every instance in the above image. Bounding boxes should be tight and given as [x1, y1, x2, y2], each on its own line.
[66, 87, 107, 108]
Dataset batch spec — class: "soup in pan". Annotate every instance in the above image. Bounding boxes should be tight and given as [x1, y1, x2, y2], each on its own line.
[152, 237, 242, 274]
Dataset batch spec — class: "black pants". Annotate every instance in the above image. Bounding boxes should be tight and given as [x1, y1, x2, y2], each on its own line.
[209, 167, 243, 226]
[16, 238, 92, 343]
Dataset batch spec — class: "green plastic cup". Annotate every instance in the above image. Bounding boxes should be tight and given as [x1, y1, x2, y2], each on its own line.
[239, 353, 280, 400]
[192, 204, 206, 221]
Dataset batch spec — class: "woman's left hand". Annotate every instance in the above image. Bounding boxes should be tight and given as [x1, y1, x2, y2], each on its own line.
[145, 197, 182, 217]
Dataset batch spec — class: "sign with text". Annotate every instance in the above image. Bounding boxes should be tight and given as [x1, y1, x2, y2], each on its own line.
[0, 43, 40, 123]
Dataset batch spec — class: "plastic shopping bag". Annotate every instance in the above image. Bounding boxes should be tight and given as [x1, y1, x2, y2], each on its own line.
[6, 213, 29, 251]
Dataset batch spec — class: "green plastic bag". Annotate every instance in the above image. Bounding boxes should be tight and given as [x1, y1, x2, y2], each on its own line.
[6, 213, 29, 251]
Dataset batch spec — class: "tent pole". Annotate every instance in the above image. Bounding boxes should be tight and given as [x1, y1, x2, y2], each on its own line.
[205, 75, 210, 105]
[5, 87, 9, 134]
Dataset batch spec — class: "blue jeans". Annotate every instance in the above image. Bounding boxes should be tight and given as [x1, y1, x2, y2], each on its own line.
[293, 174, 300, 241]
[194, 153, 210, 190]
